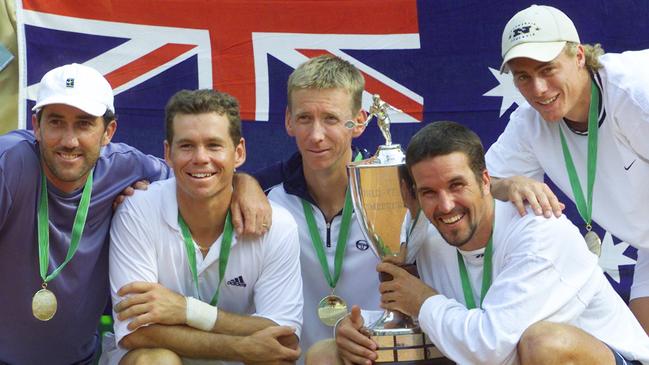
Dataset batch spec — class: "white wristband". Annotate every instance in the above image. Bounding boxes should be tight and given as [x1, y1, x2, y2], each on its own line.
[185, 296, 218, 331]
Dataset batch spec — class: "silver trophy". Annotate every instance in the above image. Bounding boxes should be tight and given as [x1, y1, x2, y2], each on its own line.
[348, 95, 453, 363]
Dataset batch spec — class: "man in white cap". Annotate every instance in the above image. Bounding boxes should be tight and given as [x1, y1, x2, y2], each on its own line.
[485, 4, 649, 333]
[0, 63, 268, 364]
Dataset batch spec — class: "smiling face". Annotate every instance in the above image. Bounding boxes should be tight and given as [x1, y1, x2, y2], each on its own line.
[32, 104, 115, 193]
[165, 112, 245, 204]
[285, 88, 365, 174]
[509, 46, 590, 123]
[411, 152, 492, 250]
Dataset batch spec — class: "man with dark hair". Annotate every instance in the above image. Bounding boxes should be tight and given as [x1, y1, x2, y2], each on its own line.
[0, 63, 269, 364]
[336, 122, 649, 364]
[485, 4, 649, 332]
[0, 63, 171, 364]
[102, 89, 303, 365]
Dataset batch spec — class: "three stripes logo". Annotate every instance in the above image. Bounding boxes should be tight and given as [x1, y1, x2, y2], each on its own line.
[226, 275, 247, 287]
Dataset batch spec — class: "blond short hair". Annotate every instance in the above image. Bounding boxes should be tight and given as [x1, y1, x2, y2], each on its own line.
[565, 42, 605, 72]
[287, 55, 365, 115]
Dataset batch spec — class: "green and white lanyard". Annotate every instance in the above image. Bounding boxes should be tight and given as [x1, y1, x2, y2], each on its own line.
[456, 217, 494, 309]
[558, 79, 600, 232]
[301, 152, 362, 292]
[37, 169, 94, 289]
[178, 211, 233, 306]
[406, 209, 422, 245]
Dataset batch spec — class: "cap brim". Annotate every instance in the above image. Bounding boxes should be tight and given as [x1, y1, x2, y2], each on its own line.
[500, 41, 567, 73]
[32, 95, 108, 117]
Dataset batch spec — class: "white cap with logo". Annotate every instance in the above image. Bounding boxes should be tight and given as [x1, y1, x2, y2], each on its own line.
[32, 63, 115, 116]
[500, 5, 580, 73]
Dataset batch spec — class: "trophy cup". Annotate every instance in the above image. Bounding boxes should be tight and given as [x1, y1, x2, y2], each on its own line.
[348, 95, 453, 364]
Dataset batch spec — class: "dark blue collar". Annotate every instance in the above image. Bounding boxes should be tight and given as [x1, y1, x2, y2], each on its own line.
[283, 146, 368, 207]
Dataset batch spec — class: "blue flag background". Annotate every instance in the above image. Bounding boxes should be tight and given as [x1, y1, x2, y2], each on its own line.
[17, 0, 649, 301]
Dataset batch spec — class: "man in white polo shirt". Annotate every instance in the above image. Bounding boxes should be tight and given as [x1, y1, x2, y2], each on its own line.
[101, 89, 303, 364]
[264, 55, 382, 364]
[485, 4, 649, 332]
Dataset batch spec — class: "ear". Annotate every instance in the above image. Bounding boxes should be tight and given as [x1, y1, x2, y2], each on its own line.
[101, 119, 117, 146]
[164, 140, 173, 167]
[32, 114, 41, 142]
[351, 109, 368, 138]
[575, 44, 586, 68]
[481, 169, 491, 196]
[234, 138, 247, 168]
[285, 106, 295, 137]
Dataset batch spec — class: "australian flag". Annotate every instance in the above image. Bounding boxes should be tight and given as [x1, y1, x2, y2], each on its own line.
[17, 0, 649, 302]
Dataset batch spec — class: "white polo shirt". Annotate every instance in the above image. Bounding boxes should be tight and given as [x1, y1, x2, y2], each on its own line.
[268, 183, 381, 360]
[415, 201, 649, 364]
[486, 50, 649, 299]
[103, 178, 303, 365]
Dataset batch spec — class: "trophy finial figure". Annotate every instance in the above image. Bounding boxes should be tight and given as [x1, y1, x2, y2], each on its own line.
[369, 94, 393, 146]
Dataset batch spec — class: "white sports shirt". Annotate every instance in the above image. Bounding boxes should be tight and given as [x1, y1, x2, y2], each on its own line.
[416, 201, 649, 364]
[486, 50, 649, 298]
[103, 178, 303, 365]
[269, 183, 381, 361]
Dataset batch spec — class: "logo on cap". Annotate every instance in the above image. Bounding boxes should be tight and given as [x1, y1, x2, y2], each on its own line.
[511, 26, 532, 38]
[509, 23, 540, 41]
[65, 78, 75, 88]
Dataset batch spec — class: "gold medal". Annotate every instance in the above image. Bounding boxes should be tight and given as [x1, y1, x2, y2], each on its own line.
[317, 295, 348, 326]
[32, 288, 57, 321]
[584, 230, 602, 257]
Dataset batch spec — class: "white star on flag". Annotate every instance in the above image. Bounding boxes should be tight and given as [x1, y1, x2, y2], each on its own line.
[483, 67, 526, 117]
[599, 232, 636, 284]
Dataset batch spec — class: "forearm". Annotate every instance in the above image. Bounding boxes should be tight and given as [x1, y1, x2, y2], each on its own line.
[418, 296, 516, 364]
[489, 176, 508, 201]
[232, 172, 261, 192]
[214, 312, 299, 351]
[213, 309, 277, 335]
[121, 324, 248, 360]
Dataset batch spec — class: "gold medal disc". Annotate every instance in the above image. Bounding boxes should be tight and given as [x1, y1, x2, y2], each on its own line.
[32, 288, 57, 321]
[317, 295, 348, 326]
[584, 231, 602, 257]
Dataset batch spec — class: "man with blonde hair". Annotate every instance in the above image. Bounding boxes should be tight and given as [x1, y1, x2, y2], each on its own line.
[260, 55, 383, 364]
[485, 4, 649, 332]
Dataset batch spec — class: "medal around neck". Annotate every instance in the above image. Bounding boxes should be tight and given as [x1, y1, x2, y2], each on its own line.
[34, 170, 94, 321]
[559, 80, 602, 258]
[317, 294, 348, 326]
[32, 287, 57, 321]
[584, 230, 602, 257]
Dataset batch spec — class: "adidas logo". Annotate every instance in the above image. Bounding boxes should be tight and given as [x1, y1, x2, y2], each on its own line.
[226, 275, 247, 287]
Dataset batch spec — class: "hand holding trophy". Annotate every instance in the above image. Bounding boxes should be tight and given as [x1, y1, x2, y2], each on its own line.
[347, 95, 453, 363]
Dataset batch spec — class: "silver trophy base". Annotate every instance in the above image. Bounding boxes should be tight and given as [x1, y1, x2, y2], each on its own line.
[369, 311, 454, 364]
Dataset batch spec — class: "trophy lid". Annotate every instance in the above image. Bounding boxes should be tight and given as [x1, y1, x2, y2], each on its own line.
[348, 144, 405, 169]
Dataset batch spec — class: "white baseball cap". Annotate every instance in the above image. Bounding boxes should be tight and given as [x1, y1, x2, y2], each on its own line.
[500, 5, 580, 73]
[32, 63, 115, 116]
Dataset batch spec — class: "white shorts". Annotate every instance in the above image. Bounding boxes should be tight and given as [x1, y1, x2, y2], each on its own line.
[631, 248, 649, 300]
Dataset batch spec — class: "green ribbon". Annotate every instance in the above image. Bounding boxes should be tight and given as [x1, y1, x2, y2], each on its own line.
[178, 211, 233, 306]
[406, 209, 422, 245]
[301, 152, 362, 291]
[302, 192, 353, 290]
[37, 169, 94, 285]
[558, 79, 600, 229]
[457, 214, 494, 309]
